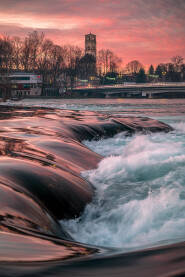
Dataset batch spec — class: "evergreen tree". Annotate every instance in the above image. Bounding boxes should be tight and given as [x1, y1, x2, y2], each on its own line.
[155, 64, 169, 81]
[148, 64, 154, 75]
[155, 65, 163, 79]
[136, 68, 146, 83]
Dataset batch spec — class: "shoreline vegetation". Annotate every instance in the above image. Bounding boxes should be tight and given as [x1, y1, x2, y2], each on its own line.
[0, 31, 185, 100]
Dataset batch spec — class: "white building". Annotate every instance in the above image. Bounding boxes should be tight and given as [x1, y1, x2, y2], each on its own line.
[6, 72, 42, 97]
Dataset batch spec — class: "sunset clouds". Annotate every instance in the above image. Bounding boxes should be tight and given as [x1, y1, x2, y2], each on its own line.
[0, 0, 184, 66]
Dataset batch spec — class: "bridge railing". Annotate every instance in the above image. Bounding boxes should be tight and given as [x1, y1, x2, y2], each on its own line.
[74, 82, 185, 90]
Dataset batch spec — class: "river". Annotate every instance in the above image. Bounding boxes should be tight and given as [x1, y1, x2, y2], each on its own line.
[1, 97, 185, 276]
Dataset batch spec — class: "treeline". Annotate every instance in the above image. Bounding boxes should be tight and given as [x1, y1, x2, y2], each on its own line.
[0, 31, 88, 89]
[0, 31, 122, 89]
[122, 58, 185, 83]
[150, 57, 185, 82]
[0, 31, 184, 87]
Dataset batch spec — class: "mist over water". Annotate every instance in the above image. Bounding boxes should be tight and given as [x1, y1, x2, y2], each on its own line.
[63, 121, 185, 250]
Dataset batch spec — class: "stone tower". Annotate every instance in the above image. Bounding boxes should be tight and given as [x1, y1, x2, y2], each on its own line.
[85, 33, 96, 59]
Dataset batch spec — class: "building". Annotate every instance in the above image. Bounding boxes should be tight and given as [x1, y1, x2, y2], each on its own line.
[83, 33, 97, 79]
[0, 72, 42, 98]
[85, 33, 96, 59]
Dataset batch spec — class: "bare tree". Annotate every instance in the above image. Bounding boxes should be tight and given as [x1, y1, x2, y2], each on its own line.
[21, 31, 44, 71]
[125, 60, 143, 74]
[0, 37, 13, 100]
[63, 45, 83, 90]
[110, 54, 122, 73]
[11, 37, 23, 71]
[0, 36, 13, 73]
[97, 49, 122, 75]
[171, 55, 184, 72]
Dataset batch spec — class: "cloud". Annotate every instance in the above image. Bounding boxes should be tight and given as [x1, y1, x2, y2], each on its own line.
[0, 0, 184, 66]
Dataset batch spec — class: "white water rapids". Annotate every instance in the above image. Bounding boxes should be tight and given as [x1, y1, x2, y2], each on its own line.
[4, 98, 185, 251]
[63, 121, 185, 250]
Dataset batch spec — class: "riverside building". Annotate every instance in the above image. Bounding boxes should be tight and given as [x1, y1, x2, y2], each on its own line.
[0, 72, 42, 98]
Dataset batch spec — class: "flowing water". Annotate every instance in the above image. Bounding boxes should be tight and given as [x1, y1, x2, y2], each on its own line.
[5, 98, 185, 252]
[4, 98, 185, 116]
[64, 126, 185, 250]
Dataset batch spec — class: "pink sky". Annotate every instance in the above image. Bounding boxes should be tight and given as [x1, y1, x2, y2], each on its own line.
[0, 0, 184, 68]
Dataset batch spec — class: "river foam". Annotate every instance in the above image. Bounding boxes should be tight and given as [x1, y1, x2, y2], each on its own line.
[63, 123, 185, 250]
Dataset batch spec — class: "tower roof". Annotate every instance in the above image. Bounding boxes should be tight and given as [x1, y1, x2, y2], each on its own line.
[85, 33, 96, 37]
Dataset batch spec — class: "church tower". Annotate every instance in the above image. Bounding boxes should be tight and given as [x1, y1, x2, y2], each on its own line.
[85, 33, 96, 59]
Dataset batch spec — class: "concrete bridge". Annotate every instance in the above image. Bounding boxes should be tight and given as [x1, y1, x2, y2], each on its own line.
[73, 83, 185, 98]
